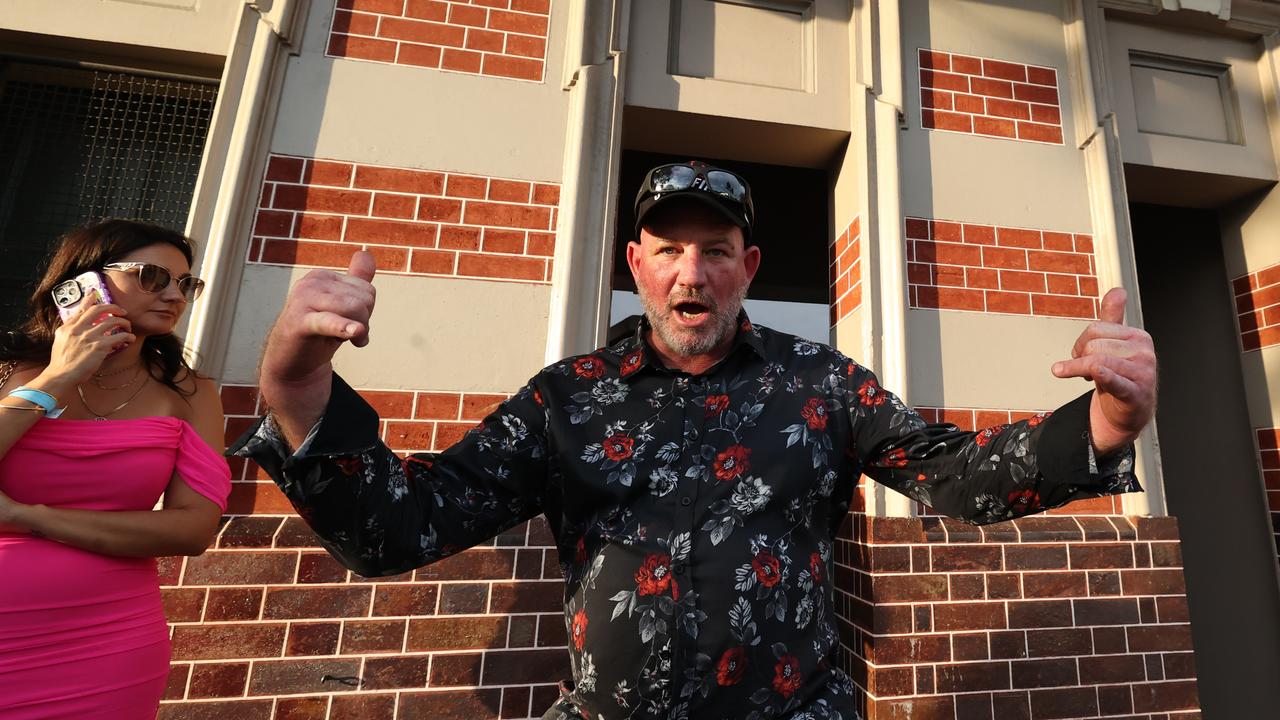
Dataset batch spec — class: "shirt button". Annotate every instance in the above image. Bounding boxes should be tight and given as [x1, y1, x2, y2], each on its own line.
[680, 496, 691, 506]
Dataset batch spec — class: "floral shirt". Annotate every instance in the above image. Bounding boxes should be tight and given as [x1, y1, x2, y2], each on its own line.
[231, 315, 1139, 720]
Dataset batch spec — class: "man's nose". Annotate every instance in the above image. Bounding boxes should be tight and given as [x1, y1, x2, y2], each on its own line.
[674, 250, 707, 288]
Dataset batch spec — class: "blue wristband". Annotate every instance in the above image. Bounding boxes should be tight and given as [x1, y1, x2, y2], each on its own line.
[10, 386, 64, 418]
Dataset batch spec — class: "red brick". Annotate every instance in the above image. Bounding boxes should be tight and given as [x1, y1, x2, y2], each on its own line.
[919, 49, 951, 71]
[1027, 65, 1057, 86]
[870, 574, 949, 602]
[373, 193, 417, 219]
[379, 17, 465, 46]
[954, 93, 986, 114]
[409, 248, 456, 275]
[332, 11, 383, 37]
[263, 586, 371, 619]
[304, 160, 354, 187]
[248, 658, 361, 696]
[935, 661, 1011, 692]
[1121, 568, 1186, 595]
[397, 689, 503, 717]
[1044, 273, 1077, 296]
[1026, 250, 1090, 274]
[189, 662, 250, 699]
[1022, 571, 1087, 598]
[385, 420, 435, 449]
[457, 252, 545, 281]
[999, 270, 1046, 293]
[295, 213, 344, 241]
[1080, 653, 1146, 684]
[1014, 83, 1059, 105]
[1031, 104, 1062, 125]
[185, 551, 297, 585]
[924, 109, 973, 133]
[1018, 121, 1064, 144]
[448, 3, 488, 26]
[460, 393, 507, 420]
[221, 385, 260, 415]
[1007, 599, 1072, 628]
[921, 69, 970, 92]
[482, 54, 543, 81]
[397, 43, 443, 68]
[329, 34, 397, 62]
[948, 54, 981, 74]
[482, 228, 527, 254]
[354, 166, 445, 194]
[338, 0, 406, 12]
[932, 545, 1003, 572]
[905, 217, 931, 239]
[441, 47, 483, 73]
[275, 697, 328, 720]
[430, 652, 483, 686]
[986, 98, 1031, 120]
[973, 115, 1017, 138]
[1073, 234, 1094, 253]
[365, 244, 410, 272]
[346, 217, 438, 247]
[1011, 657, 1077, 688]
[1129, 624, 1194, 652]
[986, 290, 1031, 314]
[527, 231, 555, 256]
[971, 77, 1014, 98]
[224, 481, 294, 515]
[488, 9, 548, 35]
[404, 0, 447, 21]
[983, 246, 1028, 270]
[266, 155, 304, 183]
[342, 619, 408, 654]
[933, 601, 1006, 631]
[1074, 597, 1140, 625]
[929, 220, 961, 242]
[171, 623, 287, 660]
[162, 587, 205, 622]
[273, 185, 371, 215]
[205, 587, 263, 621]
[532, 183, 559, 205]
[995, 227, 1040, 249]
[405, 616, 507, 651]
[920, 240, 981, 266]
[934, 264, 967, 288]
[254, 210, 294, 237]
[1132, 680, 1199, 712]
[511, 0, 550, 12]
[372, 584, 438, 616]
[984, 59, 1027, 82]
[465, 27, 505, 52]
[918, 286, 985, 312]
[488, 179, 532, 203]
[921, 89, 953, 110]
[1032, 294, 1095, 319]
[1069, 543, 1133, 569]
[489, 580, 563, 613]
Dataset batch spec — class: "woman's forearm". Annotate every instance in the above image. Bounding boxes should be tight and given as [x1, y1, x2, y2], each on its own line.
[14, 503, 218, 558]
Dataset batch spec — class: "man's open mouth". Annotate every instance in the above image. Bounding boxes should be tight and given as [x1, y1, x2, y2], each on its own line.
[673, 301, 709, 319]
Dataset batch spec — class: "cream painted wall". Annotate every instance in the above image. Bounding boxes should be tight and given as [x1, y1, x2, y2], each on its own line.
[1107, 19, 1277, 182]
[626, 0, 851, 132]
[223, 266, 551, 391]
[898, 0, 1092, 232]
[269, 0, 570, 181]
[906, 308, 1093, 411]
[0, 0, 239, 58]
[831, 308, 865, 364]
[1241, 347, 1278, 426]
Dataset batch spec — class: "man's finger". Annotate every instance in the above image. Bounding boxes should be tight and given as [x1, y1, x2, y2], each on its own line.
[347, 251, 376, 283]
[303, 310, 366, 341]
[1099, 286, 1126, 325]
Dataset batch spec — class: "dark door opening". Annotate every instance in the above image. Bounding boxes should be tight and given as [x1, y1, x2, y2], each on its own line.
[1130, 202, 1280, 717]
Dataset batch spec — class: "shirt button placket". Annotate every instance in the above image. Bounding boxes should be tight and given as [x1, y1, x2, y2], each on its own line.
[668, 376, 706, 708]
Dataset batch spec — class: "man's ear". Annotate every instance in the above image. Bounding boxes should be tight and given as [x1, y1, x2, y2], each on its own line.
[742, 243, 761, 283]
[626, 238, 644, 280]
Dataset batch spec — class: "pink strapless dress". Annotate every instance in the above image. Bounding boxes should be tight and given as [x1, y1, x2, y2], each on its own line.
[0, 417, 230, 720]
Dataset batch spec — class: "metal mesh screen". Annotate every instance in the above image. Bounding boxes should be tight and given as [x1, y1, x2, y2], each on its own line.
[0, 60, 217, 327]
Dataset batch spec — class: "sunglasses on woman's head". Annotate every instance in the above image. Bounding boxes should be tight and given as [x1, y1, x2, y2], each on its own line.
[102, 262, 205, 302]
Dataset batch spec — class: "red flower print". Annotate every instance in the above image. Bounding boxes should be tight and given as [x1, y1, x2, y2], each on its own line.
[801, 398, 828, 431]
[808, 552, 823, 583]
[752, 551, 782, 588]
[602, 434, 634, 462]
[772, 654, 803, 698]
[716, 646, 748, 686]
[572, 608, 588, 651]
[401, 456, 433, 474]
[575, 537, 588, 565]
[916, 473, 928, 483]
[714, 444, 751, 481]
[533, 389, 544, 406]
[704, 394, 730, 418]
[975, 424, 1007, 447]
[883, 448, 908, 468]
[335, 457, 365, 476]
[635, 553, 673, 596]
[740, 318, 752, 333]
[1028, 412, 1050, 428]
[1007, 488, 1041, 514]
[620, 349, 643, 378]
[574, 356, 605, 379]
[857, 379, 885, 407]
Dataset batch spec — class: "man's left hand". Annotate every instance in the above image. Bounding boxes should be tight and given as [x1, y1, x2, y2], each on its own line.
[1052, 287, 1158, 456]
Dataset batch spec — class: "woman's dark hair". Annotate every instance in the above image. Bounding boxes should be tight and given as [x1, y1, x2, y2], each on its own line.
[0, 219, 202, 396]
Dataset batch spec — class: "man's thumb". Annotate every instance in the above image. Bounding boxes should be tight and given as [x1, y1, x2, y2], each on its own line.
[347, 250, 377, 282]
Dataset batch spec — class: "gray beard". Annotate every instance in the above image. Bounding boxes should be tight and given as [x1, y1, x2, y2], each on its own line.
[639, 285, 747, 357]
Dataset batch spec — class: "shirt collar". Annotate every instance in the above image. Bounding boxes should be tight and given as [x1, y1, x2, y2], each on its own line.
[618, 310, 765, 381]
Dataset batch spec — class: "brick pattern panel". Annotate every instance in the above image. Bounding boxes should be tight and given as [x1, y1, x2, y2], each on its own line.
[833, 513, 1201, 719]
[906, 217, 1100, 320]
[919, 48, 1064, 145]
[250, 154, 558, 284]
[1234, 261, 1280, 352]
[830, 217, 862, 326]
[915, 406, 1123, 516]
[162, 386, 566, 718]
[1259, 428, 1280, 560]
[327, 0, 551, 82]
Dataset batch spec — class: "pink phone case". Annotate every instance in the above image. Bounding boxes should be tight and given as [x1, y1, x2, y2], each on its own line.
[52, 271, 113, 323]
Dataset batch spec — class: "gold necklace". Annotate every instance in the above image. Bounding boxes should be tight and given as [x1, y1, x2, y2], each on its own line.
[92, 362, 144, 391]
[77, 375, 149, 420]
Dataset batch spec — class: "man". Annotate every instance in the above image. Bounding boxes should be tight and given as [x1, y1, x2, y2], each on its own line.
[233, 161, 1156, 719]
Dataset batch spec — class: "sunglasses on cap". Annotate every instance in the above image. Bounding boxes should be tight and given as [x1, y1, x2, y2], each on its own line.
[635, 162, 756, 233]
[102, 262, 206, 302]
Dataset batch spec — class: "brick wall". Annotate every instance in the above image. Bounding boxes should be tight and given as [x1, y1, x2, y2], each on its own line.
[918, 49, 1064, 145]
[1234, 261, 1280, 352]
[833, 513, 1201, 719]
[159, 386, 569, 718]
[906, 217, 1100, 320]
[1259, 428, 1280, 561]
[251, 154, 559, 284]
[831, 217, 862, 326]
[328, 0, 551, 82]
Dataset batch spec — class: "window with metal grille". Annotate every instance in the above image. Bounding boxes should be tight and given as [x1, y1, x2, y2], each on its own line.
[0, 59, 217, 327]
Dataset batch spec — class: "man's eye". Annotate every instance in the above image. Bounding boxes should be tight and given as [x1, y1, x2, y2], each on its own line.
[659, 247, 679, 255]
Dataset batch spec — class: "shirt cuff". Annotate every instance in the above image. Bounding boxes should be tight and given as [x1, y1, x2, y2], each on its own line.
[226, 374, 382, 470]
[1035, 390, 1142, 504]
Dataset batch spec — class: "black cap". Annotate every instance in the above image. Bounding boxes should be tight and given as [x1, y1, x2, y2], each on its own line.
[634, 161, 754, 245]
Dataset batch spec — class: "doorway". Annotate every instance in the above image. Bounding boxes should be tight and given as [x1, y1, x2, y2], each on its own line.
[1129, 202, 1280, 717]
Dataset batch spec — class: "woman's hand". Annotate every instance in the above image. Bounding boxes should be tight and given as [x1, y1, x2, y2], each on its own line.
[0, 488, 32, 534]
[35, 291, 136, 396]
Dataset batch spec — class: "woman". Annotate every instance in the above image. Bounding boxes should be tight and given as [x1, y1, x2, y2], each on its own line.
[0, 219, 229, 719]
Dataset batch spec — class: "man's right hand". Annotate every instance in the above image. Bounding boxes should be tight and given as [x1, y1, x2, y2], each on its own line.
[259, 251, 377, 448]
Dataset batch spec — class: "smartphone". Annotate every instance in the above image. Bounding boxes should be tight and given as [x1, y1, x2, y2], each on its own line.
[52, 271, 114, 324]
